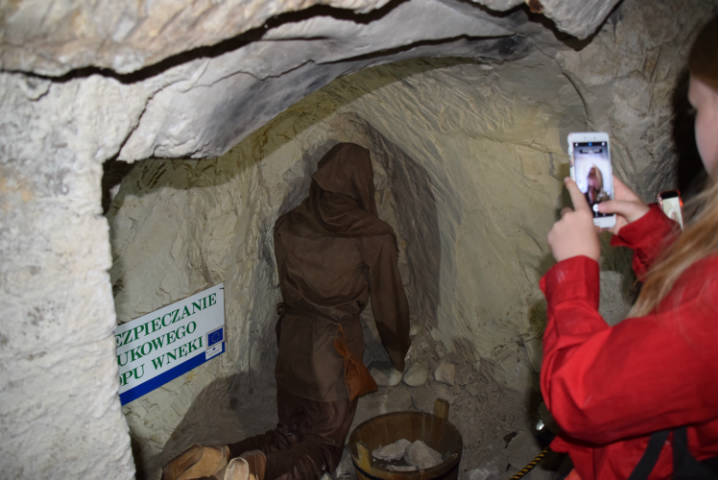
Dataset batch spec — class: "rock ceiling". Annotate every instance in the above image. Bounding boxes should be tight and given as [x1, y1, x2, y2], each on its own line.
[1, 0, 621, 160]
[2, 1, 620, 75]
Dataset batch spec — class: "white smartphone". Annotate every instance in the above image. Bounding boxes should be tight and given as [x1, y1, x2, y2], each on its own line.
[658, 190, 684, 229]
[567, 132, 616, 228]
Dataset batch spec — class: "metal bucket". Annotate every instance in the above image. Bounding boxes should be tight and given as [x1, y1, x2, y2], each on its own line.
[349, 399, 463, 480]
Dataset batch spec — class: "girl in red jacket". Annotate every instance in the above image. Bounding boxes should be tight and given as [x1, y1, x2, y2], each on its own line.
[541, 19, 717, 480]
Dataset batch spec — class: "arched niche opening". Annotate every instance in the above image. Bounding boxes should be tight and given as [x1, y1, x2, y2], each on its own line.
[106, 55, 630, 479]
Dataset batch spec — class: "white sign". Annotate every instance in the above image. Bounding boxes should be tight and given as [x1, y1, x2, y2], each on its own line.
[115, 284, 225, 405]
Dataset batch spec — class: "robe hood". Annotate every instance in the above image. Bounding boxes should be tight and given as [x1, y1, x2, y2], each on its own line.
[305, 143, 394, 238]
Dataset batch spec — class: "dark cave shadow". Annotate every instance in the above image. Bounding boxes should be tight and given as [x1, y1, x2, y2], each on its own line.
[523, 300, 573, 476]
[672, 69, 708, 202]
[233, 57, 480, 161]
[363, 119, 442, 335]
[523, 1, 619, 52]
[524, 298, 547, 429]
[102, 158, 135, 214]
[451, 0, 614, 52]
[142, 372, 278, 480]
[101, 56, 485, 218]
[103, 150, 258, 215]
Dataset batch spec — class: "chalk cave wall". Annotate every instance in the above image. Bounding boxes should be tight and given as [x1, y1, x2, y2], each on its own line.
[109, 2, 709, 478]
[0, 0, 713, 479]
[112, 57, 580, 478]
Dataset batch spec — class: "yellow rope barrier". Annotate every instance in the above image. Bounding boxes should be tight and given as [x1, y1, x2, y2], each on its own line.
[509, 448, 549, 480]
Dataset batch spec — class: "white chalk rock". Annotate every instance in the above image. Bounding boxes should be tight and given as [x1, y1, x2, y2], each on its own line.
[404, 440, 443, 470]
[434, 360, 456, 386]
[370, 363, 403, 387]
[372, 438, 411, 462]
[403, 362, 429, 387]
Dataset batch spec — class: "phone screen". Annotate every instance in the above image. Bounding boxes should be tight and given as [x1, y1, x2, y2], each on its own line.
[571, 141, 613, 218]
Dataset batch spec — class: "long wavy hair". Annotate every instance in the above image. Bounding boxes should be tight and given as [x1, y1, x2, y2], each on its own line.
[630, 18, 718, 316]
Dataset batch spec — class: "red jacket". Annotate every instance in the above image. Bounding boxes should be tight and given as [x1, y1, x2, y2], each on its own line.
[540, 205, 718, 479]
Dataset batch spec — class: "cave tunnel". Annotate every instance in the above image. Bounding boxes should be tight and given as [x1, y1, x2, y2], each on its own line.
[0, 0, 712, 478]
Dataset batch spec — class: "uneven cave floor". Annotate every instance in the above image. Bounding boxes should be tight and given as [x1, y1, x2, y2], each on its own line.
[147, 359, 570, 480]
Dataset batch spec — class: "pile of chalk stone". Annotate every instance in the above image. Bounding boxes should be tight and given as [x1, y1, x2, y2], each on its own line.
[371, 439, 443, 471]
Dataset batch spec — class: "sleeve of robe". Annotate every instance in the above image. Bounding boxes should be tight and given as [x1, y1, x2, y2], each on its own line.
[361, 234, 411, 372]
[539, 206, 718, 445]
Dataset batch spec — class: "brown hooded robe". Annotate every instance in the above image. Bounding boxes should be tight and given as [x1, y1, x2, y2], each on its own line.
[229, 143, 410, 479]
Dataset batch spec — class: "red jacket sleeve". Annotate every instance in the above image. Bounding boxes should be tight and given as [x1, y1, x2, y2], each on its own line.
[610, 204, 679, 279]
[540, 255, 718, 445]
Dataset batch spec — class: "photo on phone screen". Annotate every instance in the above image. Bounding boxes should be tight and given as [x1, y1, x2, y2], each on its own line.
[571, 140, 613, 219]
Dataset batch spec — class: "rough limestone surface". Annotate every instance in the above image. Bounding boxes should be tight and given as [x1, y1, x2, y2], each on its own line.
[112, 0, 542, 162]
[0, 0, 714, 479]
[0, 0, 391, 75]
[434, 360, 457, 386]
[0, 73, 139, 478]
[110, 54, 581, 477]
[1, 0, 619, 76]
[536, 0, 623, 39]
[402, 362, 429, 387]
[552, 0, 713, 199]
[110, 0, 707, 466]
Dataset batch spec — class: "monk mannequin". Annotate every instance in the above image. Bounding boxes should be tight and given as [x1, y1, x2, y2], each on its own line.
[163, 143, 411, 480]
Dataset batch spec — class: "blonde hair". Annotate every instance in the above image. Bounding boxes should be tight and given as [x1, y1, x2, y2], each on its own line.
[630, 19, 718, 316]
[630, 181, 718, 316]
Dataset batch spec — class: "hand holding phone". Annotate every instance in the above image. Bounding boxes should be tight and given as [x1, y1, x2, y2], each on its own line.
[547, 177, 601, 262]
[567, 132, 616, 229]
[595, 176, 651, 234]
